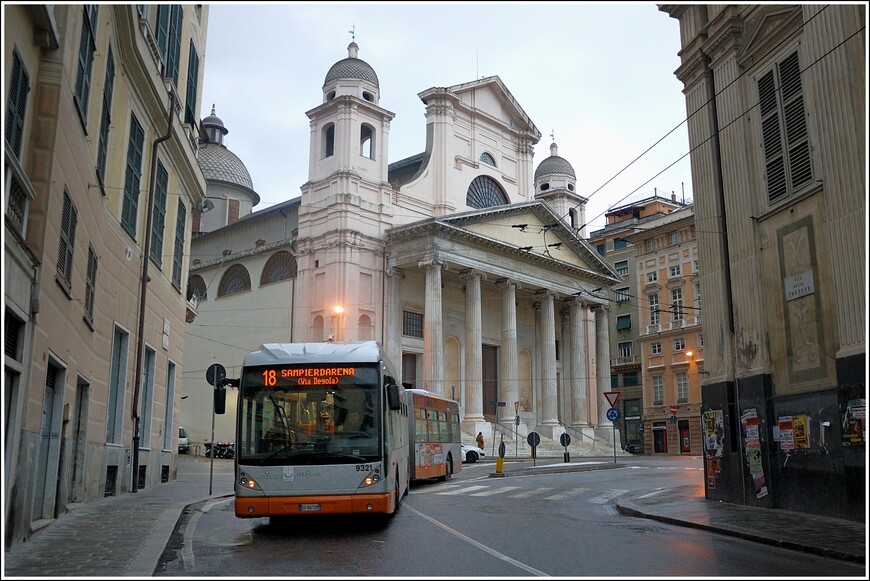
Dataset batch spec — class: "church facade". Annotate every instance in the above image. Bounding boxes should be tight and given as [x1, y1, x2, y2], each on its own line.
[183, 43, 621, 451]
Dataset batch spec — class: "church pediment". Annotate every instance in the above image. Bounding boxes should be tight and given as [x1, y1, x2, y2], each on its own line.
[388, 201, 620, 285]
[737, 5, 803, 66]
[422, 76, 541, 140]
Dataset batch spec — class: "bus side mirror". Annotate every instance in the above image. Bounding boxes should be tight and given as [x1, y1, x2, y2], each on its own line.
[385, 377, 401, 411]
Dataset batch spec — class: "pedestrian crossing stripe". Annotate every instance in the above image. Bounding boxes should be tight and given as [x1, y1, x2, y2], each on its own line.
[469, 486, 521, 496]
[414, 485, 628, 502]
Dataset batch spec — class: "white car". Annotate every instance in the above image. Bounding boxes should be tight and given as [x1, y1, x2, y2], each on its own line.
[461, 443, 486, 463]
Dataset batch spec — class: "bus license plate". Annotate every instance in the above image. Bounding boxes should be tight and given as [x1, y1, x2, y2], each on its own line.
[299, 503, 321, 512]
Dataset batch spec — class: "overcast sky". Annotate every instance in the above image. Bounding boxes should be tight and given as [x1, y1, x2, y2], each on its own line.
[199, 2, 693, 232]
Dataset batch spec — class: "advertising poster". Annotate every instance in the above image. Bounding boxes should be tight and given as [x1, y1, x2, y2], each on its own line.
[778, 416, 795, 451]
[842, 399, 866, 446]
[793, 415, 810, 449]
[741, 408, 768, 499]
[703, 409, 724, 490]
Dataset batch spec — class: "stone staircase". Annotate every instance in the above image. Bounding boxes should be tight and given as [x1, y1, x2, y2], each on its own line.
[463, 423, 631, 460]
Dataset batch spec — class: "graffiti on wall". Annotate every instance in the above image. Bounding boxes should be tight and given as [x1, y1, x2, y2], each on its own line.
[703, 409, 724, 489]
[742, 408, 769, 499]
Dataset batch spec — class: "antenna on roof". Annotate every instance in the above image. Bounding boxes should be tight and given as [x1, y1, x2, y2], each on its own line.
[348, 24, 355, 41]
[550, 129, 555, 143]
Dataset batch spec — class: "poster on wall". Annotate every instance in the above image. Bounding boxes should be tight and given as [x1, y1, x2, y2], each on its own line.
[741, 408, 768, 499]
[703, 409, 724, 490]
[842, 399, 866, 447]
[778, 416, 795, 451]
[793, 415, 810, 449]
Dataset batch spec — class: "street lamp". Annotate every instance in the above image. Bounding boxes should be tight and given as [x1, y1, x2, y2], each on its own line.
[332, 306, 344, 342]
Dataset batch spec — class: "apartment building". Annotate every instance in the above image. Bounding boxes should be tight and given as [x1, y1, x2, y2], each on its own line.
[4, 4, 208, 547]
[660, 4, 865, 520]
[589, 192, 685, 452]
[625, 205, 702, 455]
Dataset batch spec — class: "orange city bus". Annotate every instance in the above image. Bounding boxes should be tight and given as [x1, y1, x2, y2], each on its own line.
[233, 341, 410, 520]
[405, 388, 462, 481]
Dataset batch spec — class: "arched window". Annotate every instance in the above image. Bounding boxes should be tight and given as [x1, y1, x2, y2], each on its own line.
[187, 274, 207, 302]
[217, 264, 251, 297]
[358, 314, 373, 341]
[312, 315, 324, 342]
[260, 251, 297, 286]
[466, 175, 508, 209]
[323, 123, 335, 158]
[479, 151, 496, 167]
[360, 123, 374, 159]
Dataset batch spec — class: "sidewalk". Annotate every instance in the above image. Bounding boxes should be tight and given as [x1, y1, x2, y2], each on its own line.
[3, 456, 865, 577]
[3, 455, 235, 578]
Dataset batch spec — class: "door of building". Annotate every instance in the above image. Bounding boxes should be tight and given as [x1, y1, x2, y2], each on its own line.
[482, 345, 498, 421]
[653, 421, 668, 453]
[679, 419, 691, 453]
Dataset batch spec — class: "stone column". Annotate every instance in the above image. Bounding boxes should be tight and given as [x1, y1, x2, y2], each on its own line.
[499, 279, 519, 426]
[463, 270, 484, 420]
[385, 268, 403, 381]
[560, 305, 572, 424]
[421, 259, 444, 395]
[538, 290, 558, 425]
[595, 306, 611, 426]
[570, 300, 589, 427]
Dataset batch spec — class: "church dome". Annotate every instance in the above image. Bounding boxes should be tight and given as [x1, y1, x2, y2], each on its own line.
[535, 142, 576, 179]
[324, 42, 379, 87]
[198, 144, 254, 191]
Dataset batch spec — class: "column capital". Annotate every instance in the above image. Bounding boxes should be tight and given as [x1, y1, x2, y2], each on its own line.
[386, 267, 405, 278]
[460, 268, 485, 281]
[535, 289, 555, 300]
[496, 278, 519, 290]
[418, 258, 445, 271]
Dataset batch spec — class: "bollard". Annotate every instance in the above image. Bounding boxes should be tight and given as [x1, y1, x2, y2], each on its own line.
[564, 451, 570, 463]
[495, 457, 504, 473]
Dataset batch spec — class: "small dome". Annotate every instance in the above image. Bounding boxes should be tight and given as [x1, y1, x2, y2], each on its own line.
[201, 104, 227, 135]
[535, 142, 576, 179]
[198, 144, 254, 191]
[324, 42, 379, 86]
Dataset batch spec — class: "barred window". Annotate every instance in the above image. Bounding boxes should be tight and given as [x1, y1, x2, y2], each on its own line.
[187, 274, 207, 302]
[217, 264, 251, 297]
[403, 311, 423, 338]
[466, 175, 508, 209]
[260, 251, 297, 285]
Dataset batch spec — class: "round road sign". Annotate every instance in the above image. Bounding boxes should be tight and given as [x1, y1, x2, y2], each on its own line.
[498, 441, 506, 458]
[527, 431, 541, 447]
[206, 363, 226, 387]
[606, 407, 621, 422]
[560, 432, 571, 447]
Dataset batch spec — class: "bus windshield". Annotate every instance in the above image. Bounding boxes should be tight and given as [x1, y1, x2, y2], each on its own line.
[238, 364, 382, 466]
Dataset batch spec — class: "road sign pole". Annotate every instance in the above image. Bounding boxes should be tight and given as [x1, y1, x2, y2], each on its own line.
[613, 422, 617, 464]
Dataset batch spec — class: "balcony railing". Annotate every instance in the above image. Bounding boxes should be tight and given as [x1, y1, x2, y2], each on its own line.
[611, 355, 640, 366]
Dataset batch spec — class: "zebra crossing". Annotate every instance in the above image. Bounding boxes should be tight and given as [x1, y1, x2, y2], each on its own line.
[412, 482, 628, 503]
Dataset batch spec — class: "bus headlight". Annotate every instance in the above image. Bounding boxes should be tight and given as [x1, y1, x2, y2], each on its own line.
[358, 467, 381, 488]
[239, 471, 262, 490]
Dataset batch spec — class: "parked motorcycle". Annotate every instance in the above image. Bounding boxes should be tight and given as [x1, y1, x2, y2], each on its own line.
[204, 441, 235, 459]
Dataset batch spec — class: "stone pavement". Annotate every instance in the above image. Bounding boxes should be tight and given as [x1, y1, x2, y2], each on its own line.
[3, 455, 865, 578]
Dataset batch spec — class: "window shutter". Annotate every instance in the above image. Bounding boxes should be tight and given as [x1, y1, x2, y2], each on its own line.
[779, 52, 812, 190]
[184, 42, 199, 125]
[6, 51, 30, 157]
[758, 70, 787, 202]
[85, 247, 98, 321]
